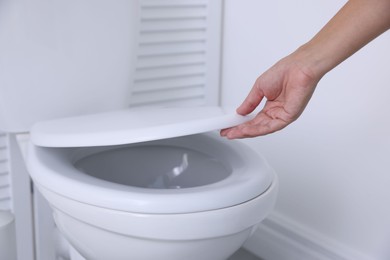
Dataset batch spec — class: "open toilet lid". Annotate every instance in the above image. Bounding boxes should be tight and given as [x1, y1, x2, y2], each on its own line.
[31, 106, 254, 147]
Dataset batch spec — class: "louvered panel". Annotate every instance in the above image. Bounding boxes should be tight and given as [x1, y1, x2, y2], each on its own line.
[0, 158, 7, 171]
[130, 0, 222, 108]
[137, 53, 205, 69]
[0, 150, 6, 162]
[140, 29, 206, 45]
[0, 198, 10, 210]
[140, 13, 207, 22]
[0, 161, 7, 173]
[0, 175, 9, 184]
[138, 42, 206, 57]
[0, 134, 6, 147]
[140, 19, 207, 33]
[140, 0, 208, 8]
[130, 85, 204, 105]
[0, 133, 11, 211]
[130, 96, 206, 108]
[0, 169, 7, 176]
[0, 182, 9, 211]
[135, 64, 205, 82]
[134, 74, 205, 93]
[140, 5, 207, 21]
[0, 182, 10, 205]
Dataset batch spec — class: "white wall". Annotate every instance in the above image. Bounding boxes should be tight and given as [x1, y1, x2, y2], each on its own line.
[221, 1, 390, 259]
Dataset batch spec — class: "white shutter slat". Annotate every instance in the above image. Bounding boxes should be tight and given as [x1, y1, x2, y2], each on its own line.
[131, 0, 222, 108]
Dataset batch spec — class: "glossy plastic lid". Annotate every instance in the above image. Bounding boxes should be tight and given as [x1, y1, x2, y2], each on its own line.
[31, 106, 253, 147]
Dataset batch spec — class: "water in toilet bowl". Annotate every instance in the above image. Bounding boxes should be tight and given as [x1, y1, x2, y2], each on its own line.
[149, 153, 189, 189]
[74, 145, 232, 190]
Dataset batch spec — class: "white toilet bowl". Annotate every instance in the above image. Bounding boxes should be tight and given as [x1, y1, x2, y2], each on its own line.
[28, 133, 278, 260]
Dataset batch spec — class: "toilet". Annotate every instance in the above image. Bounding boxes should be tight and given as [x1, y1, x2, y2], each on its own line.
[3, 106, 279, 260]
[0, 0, 278, 259]
[25, 107, 278, 260]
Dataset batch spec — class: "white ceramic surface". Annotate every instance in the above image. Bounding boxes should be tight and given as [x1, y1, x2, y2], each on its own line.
[28, 133, 274, 214]
[39, 178, 278, 260]
[27, 132, 278, 259]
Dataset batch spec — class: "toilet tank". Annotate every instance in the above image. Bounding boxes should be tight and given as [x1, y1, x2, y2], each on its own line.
[0, 0, 138, 132]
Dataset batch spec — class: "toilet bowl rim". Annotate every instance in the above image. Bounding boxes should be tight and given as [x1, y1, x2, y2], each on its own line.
[27, 133, 275, 214]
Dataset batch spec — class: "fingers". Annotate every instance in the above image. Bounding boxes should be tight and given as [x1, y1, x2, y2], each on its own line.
[220, 111, 288, 139]
[236, 80, 265, 115]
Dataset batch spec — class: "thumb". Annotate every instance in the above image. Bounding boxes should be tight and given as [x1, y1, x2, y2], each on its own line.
[237, 83, 265, 115]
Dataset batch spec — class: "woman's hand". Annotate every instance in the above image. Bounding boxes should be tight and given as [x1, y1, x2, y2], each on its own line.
[221, 51, 320, 138]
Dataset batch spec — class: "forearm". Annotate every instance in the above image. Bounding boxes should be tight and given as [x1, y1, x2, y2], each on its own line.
[296, 0, 390, 79]
[223, 0, 390, 138]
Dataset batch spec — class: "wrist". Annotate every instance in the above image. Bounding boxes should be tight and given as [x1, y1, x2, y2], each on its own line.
[292, 43, 334, 81]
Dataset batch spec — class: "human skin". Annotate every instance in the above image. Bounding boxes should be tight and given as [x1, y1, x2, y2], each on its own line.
[220, 0, 390, 139]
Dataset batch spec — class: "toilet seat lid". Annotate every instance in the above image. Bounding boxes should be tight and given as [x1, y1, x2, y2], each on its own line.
[31, 106, 253, 147]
